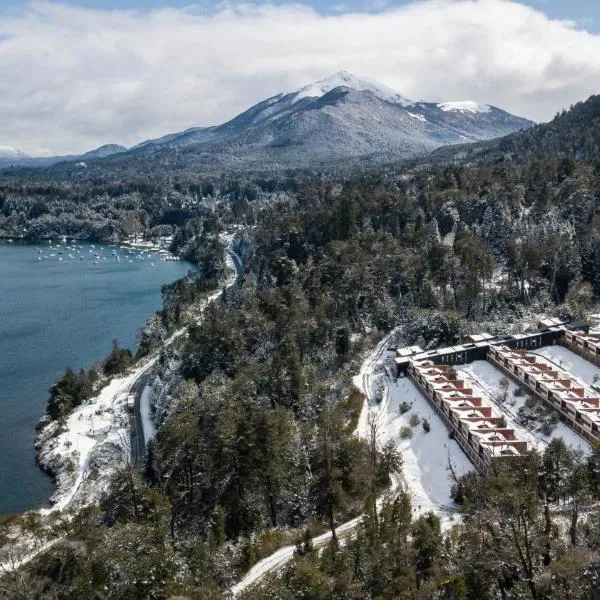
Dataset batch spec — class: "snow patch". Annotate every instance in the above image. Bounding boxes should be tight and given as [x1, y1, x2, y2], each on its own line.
[532, 346, 600, 389]
[407, 111, 427, 122]
[37, 359, 159, 514]
[437, 101, 491, 114]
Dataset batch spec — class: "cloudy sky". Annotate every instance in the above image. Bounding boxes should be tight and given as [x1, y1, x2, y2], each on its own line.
[1, 0, 600, 156]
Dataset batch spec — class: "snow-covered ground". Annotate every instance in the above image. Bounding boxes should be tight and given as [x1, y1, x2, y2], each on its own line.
[353, 330, 473, 527]
[37, 359, 159, 513]
[457, 360, 589, 453]
[378, 378, 473, 515]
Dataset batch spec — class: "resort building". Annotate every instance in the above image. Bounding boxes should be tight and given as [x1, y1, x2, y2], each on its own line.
[562, 330, 600, 368]
[408, 360, 529, 471]
[487, 345, 600, 442]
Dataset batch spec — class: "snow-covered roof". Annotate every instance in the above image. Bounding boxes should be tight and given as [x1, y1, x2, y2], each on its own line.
[538, 317, 568, 329]
[468, 333, 495, 343]
[396, 345, 424, 357]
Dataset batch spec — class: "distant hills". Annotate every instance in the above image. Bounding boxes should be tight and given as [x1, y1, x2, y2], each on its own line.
[431, 94, 600, 165]
[0, 144, 127, 170]
[1, 72, 533, 174]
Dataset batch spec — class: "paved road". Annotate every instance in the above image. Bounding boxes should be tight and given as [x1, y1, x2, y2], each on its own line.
[130, 373, 151, 469]
[129, 245, 243, 470]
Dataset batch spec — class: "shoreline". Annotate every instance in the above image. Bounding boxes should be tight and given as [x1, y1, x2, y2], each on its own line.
[0, 239, 192, 518]
[29, 237, 239, 516]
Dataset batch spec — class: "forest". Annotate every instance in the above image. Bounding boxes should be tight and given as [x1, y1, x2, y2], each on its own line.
[3, 97, 600, 599]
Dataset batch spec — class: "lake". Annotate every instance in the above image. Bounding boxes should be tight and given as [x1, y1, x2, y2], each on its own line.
[0, 241, 190, 515]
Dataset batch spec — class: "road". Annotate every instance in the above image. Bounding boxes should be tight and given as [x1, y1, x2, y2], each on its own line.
[130, 373, 151, 469]
[129, 246, 243, 469]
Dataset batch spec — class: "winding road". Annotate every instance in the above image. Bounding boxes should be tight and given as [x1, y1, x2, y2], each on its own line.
[130, 244, 242, 468]
[130, 374, 151, 468]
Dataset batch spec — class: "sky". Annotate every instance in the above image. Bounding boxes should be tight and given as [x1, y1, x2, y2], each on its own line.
[1, 0, 600, 155]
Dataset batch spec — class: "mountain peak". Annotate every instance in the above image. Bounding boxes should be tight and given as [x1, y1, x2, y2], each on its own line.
[292, 71, 414, 107]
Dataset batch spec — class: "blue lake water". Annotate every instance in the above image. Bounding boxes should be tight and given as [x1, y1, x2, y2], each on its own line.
[0, 241, 190, 515]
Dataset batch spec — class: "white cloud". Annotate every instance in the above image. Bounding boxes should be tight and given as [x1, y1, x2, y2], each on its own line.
[1, 0, 600, 155]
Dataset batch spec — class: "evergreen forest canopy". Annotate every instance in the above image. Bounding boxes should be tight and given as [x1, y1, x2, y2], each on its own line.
[4, 95, 600, 599]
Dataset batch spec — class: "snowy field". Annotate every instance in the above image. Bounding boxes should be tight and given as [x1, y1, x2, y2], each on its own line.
[458, 360, 589, 453]
[353, 332, 474, 526]
[378, 377, 474, 515]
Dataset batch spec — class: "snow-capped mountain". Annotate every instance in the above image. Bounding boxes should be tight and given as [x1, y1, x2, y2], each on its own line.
[121, 71, 531, 170]
[0, 72, 533, 173]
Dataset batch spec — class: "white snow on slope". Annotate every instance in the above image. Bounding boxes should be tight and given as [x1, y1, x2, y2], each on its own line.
[38, 360, 158, 514]
[293, 71, 413, 107]
[407, 112, 427, 122]
[437, 101, 491, 113]
[458, 360, 589, 453]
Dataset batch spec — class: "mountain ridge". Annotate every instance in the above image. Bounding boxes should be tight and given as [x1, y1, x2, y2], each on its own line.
[2, 72, 533, 174]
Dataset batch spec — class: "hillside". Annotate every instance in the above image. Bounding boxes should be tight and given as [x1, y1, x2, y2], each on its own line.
[432, 94, 600, 165]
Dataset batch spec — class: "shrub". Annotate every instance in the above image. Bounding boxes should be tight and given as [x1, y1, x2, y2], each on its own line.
[399, 401, 411, 414]
[540, 421, 555, 436]
[497, 415, 507, 428]
[422, 418, 431, 433]
[400, 426, 413, 440]
[409, 414, 420, 427]
[514, 387, 525, 397]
